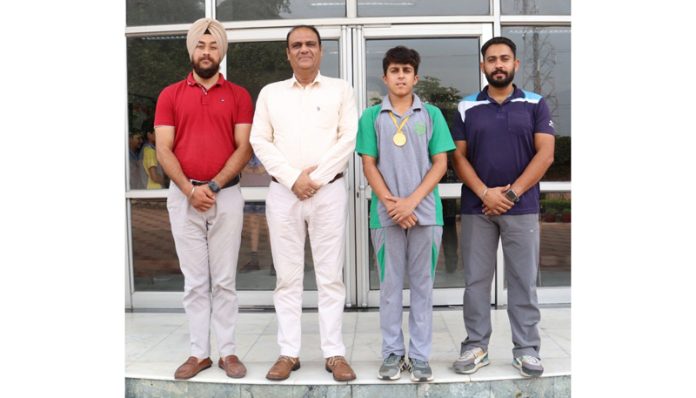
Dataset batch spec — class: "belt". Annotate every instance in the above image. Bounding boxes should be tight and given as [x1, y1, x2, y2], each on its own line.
[190, 175, 240, 189]
[271, 172, 343, 184]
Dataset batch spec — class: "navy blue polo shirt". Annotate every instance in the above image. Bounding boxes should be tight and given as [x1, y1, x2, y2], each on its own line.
[451, 85, 555, 215]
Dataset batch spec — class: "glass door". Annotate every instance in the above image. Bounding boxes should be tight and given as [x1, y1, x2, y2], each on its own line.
[352, 24, 495, 307]
[224, 26, 355, 308]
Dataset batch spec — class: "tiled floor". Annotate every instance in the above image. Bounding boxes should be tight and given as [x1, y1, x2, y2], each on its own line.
[126, 307, 570, 385]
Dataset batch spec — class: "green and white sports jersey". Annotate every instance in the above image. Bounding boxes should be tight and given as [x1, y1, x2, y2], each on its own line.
[356, 94, 455, 229]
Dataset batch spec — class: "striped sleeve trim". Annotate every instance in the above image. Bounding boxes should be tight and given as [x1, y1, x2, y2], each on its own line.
[511, 90, 543, 104]
[457, 94, 490, 125]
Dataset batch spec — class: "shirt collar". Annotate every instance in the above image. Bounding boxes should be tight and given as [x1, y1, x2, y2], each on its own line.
[380, 93, 423, 114]
[479, 84, 523, 103]
[289, 71, 323, 88]
[186, 72, 225, 87]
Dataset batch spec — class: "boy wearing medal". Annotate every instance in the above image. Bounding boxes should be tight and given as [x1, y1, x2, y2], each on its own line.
[355, 46, 455, 382]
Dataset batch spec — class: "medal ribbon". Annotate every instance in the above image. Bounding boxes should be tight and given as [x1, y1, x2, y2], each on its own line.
[389, 112, 410, 135]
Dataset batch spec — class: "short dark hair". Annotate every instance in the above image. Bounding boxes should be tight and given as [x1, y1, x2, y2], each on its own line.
[286, 25, 322, 48]
[382, 46, 421, 75]
[141, 119, 154, 134]
[481, 36, 517, 58]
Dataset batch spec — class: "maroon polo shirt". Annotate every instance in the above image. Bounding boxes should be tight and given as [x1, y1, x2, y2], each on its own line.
[154, 72, 254, 181]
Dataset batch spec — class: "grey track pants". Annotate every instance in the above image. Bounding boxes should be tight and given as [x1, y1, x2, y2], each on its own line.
[459, 214, 541, 359]
[371, 225, 442, 361]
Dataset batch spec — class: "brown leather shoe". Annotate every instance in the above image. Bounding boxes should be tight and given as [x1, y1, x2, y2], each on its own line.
[266, 356, 301, 381]
[325, 355, 356, 381]
[174, 356, 212, 380]
[218, 355, 247, 378]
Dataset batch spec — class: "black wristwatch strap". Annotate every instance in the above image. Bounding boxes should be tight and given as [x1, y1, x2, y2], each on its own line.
[505, 189, 520, 203]
[208, 180, 221, 193]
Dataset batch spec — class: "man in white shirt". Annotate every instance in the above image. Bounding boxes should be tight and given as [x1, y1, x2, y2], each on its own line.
[250, 25, 358, 382]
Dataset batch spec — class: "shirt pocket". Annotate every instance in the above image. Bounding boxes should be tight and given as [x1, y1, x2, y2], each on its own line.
[507, 111, 533, 136]
[313, 97, 340, 129]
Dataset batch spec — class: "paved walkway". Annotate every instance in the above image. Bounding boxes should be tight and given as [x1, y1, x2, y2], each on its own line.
[126, 307, 570, 385]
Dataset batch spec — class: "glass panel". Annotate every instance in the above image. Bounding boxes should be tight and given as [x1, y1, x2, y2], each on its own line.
[500, 191, 571, 289]
[216, 0, 346, 21]
[367, 199, 465, 290]
[365, 38, 479, 184]
[131, 199, 182, 291]
[538, 191, 571, 287]
[228, 40, 340, 186]
[127, 35, 190, 190]
[126, 0, 205, 26]
[358, 0, 488, 17]
[501, 0, 571, 15]
[502, 26, 571, 181]
[131, 199, 319, 292]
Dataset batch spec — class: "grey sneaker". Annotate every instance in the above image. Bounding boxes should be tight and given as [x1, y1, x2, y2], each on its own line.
[408, 357, 433, 382]
[512, 355, 544, 377]
[453, 347, 489, 374]
[377, 353, 408, 380]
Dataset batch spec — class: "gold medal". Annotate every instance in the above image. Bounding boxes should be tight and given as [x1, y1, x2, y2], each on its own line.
[389, 112, 410, 148]
[393, 132, 406, 146]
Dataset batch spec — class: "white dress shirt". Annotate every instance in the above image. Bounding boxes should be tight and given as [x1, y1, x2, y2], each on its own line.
[250, 72, 358, 188]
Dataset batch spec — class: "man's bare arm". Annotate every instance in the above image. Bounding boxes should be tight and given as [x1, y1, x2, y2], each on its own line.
[211, 123, 253, 187]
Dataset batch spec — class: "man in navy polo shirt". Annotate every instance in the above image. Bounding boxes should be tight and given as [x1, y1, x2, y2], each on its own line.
[450, 37, 555, 377]
[154, 18, 253, 380]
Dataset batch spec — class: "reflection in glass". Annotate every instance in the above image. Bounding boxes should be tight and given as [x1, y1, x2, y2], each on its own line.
[217, 0, 345, 21]
[129, 131, 147, 190]
[127, 35, 189, 190]
[131, 199, 181, 291]
[503, 26, 571, 181]
[358, 0, 488, 17]
[538, 192, 571, 287]
[501, 0, 570, 15]
[240, 155, 272, 187]
[142, 122, 169, 189]
[501, 191, 571, 288]
[127, 0, 205, 26]
[131, 199, 319, 292]
[367, 199, 465, 290]
[365, 38, 479, 184]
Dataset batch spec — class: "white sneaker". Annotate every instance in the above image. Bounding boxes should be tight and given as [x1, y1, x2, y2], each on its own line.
[452, 347, 489, 374]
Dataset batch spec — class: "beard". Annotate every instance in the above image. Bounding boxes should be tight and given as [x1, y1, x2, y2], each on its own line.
[192, 57, 220, 79]
[485, 68, 515, 88]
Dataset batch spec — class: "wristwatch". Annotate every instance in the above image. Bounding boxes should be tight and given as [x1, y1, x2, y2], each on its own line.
[504, 189, 520, 203]
[208, 180, 221, 193]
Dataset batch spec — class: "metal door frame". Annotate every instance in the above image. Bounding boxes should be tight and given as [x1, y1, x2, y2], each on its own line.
[353, 23, 495, 307]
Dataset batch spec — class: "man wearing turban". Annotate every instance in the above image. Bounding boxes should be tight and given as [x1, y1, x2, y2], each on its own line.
[154, 17, 254, 380]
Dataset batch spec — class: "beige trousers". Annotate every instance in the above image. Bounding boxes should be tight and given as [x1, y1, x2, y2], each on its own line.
[167, 184, 244, 358]
[266, 178, 348, 358]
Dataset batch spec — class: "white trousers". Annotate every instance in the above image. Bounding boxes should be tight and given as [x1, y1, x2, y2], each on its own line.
[167, 184, 244, 358]
[266, 178, 348, 358]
